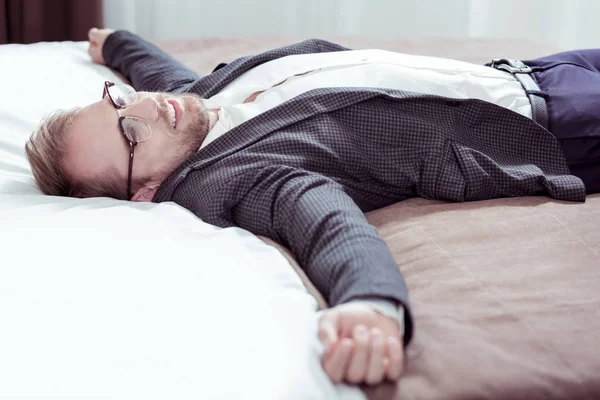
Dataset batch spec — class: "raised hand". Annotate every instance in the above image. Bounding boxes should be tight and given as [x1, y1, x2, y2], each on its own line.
[87, 27, 115, 65]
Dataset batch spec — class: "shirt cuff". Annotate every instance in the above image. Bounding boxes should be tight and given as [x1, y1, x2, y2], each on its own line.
[350, 298, 405, 337]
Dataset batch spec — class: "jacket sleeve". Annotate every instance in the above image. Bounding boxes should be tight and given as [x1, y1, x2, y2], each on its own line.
[183, 38, 350, 98]
[229, 166, 414, 345]
[102, 31, 350, 97]
[102, 30, 202, 93]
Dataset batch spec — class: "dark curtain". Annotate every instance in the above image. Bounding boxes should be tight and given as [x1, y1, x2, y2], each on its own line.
[0, 0, 103, 44]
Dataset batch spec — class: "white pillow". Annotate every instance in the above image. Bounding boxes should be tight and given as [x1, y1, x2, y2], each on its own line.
[0, 41, 363, 400]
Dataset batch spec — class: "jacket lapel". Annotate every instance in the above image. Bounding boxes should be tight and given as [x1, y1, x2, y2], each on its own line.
[192, 88, 390, 166]
[155, 87, 397, 199]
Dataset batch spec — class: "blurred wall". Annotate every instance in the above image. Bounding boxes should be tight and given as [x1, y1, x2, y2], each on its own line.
[103, 0, 600, 49]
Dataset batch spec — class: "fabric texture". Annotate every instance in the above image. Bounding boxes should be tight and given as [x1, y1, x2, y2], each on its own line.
[104, 31, 587, 348]
[362, 195, 600, 400]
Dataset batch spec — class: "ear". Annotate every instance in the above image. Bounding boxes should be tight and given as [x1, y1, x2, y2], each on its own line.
[130, 185, 159, 202]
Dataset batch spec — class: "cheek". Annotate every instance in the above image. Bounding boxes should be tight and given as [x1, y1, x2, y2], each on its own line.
[149, 117, 174, 140]
[136, 134, 170, 166]
[69, 141, 121, 180]
[102, 138, 132, 175]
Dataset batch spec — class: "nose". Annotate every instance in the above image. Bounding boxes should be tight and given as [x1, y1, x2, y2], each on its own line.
[123, 96, 160, 122]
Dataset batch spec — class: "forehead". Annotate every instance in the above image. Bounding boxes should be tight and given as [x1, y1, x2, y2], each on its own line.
[63, 99, 128, 182]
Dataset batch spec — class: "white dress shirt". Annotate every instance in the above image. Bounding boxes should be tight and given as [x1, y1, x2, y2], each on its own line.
[200, 49, 533, 334]
[202, 48, 532, 150]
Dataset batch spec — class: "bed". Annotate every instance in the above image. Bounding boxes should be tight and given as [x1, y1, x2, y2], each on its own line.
[1, 36, 599, 400]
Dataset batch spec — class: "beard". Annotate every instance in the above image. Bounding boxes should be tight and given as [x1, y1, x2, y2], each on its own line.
[163, 92, 209, 142]
[152, 92, 211, 181]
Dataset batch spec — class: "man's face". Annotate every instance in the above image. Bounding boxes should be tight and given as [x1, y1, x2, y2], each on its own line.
[65, 90, 209, 199]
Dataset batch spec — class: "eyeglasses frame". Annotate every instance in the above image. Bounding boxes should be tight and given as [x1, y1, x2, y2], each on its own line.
[102, 81, 152, 199]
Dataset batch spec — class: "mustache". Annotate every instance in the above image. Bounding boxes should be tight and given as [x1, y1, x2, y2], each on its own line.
[157, 92, 205, 129]
[157, 92, 209, 143]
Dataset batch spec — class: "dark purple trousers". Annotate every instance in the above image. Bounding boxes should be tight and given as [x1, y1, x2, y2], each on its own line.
[522, 50, 600, 194]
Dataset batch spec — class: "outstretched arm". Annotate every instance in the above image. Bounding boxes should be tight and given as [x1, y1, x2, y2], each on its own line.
[90, 28, 351, 98]
[230, 166, 413, 384]
[88, 28, 201, 93]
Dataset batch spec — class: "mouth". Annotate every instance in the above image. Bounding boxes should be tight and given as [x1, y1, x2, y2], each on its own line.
[166, 99, 183, 129]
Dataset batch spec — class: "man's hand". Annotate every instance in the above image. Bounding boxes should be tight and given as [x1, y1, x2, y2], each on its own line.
[87, 27, 115, 65]
[318, 302, 404, 385]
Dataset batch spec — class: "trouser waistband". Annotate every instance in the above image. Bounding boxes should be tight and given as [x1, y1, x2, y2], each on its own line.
[489, 58, 549, 130]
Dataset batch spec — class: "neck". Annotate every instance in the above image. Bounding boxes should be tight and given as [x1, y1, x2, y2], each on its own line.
[207, 108, 219, 132]
[195, 108, 220, 150]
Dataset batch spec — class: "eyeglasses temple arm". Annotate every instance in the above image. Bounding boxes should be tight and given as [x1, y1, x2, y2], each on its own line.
[127, 143, 135, 199]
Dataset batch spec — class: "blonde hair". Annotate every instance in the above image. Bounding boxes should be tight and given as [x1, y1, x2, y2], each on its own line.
[25, 108, 129, 200]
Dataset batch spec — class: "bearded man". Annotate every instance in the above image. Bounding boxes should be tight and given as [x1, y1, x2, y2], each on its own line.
[25, 28, 598, 386]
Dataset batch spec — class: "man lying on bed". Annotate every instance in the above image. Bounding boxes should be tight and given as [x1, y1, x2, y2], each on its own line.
[25, 28, 598, 386]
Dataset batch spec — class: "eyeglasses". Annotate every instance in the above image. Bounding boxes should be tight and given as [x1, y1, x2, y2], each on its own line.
[102, 81, 152, 199]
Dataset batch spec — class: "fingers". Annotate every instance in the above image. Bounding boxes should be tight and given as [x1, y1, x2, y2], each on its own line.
[345, 325, 369, 383]
[385, 336, 404, 381]
[364, 328, 385, 385]
[319, 304, 405, 386]
[318, 311, 339, 355]
[86, 27, 109, 65]
[323, 338, 354, 383]
[382, 356, 390, 372]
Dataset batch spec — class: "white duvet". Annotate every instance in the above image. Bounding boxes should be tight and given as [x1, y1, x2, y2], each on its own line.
[0, 41, 363, 400]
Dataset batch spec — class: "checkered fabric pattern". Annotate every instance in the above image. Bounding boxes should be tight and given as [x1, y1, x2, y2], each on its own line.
[104, 32, 587, 345]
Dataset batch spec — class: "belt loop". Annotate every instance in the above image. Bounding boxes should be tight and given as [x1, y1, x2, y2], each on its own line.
[491, 58, 532, 74]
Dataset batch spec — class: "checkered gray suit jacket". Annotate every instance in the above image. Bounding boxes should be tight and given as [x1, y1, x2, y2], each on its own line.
[104, 31, 587, 345]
